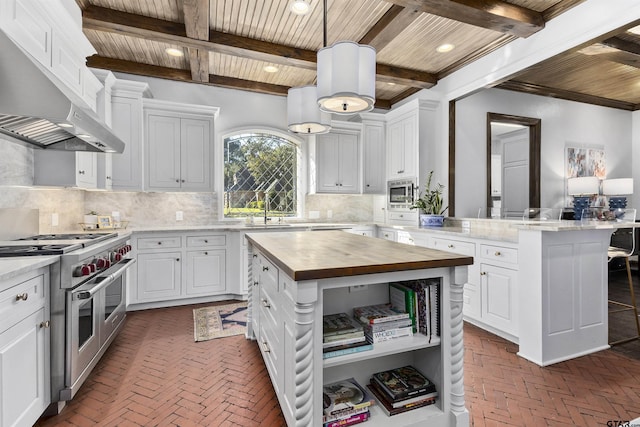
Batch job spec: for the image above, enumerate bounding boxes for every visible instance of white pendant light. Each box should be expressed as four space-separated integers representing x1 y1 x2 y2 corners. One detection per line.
287 86 331 134
317 41 376 115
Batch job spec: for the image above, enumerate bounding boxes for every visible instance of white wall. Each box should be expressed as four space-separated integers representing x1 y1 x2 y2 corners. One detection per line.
455 88 632 218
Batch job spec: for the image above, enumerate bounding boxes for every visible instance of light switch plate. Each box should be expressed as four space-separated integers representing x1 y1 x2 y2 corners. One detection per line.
176 211 183 221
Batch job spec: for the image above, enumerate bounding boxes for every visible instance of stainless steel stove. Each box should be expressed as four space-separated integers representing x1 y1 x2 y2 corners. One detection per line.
0 221 135 413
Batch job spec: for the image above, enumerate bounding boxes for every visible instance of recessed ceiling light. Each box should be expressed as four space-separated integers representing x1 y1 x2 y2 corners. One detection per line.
290 0 310 15
436 43 455 53
165 47 184 57
387 82 396 86
264 65 279 73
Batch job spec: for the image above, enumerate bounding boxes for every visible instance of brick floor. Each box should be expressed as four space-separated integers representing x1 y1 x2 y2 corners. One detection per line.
36 298 640 427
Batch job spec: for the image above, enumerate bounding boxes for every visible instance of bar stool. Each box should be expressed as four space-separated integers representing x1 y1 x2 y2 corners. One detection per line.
607 208 640 346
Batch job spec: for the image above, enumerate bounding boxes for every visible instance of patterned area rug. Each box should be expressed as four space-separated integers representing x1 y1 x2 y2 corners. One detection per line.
193 302 247 342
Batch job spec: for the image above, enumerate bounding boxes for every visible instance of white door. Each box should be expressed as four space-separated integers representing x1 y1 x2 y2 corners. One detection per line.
181 118 211 190
147 114 181 189
185 249 226 296
136 251 182 302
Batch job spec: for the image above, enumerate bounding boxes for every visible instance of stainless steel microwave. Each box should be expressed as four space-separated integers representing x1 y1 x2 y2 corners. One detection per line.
387 178 416 209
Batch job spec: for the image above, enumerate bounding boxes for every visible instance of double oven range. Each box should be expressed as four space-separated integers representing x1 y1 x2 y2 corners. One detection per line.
0 232 134 411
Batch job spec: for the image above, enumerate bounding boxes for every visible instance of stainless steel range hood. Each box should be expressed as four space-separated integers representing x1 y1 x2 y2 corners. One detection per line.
0 30 125 153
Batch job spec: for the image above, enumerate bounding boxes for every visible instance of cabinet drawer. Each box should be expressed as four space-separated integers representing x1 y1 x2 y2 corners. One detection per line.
378 229 396 241
480 244 518 264
0 269 47 333
388 211 415 223
137 236 182 250
259 254 278 293
186 234 226 247
431 237 475 257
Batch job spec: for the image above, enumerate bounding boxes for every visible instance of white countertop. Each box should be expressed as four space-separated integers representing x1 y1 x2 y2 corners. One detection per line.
0 256 58 284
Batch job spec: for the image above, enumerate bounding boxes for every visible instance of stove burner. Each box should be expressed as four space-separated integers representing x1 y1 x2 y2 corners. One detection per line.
0 243 81 257
16 233 114 241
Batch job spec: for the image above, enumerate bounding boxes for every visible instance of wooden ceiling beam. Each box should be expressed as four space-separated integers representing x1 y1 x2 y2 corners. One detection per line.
359 5 421 51
182 0 210 83
384 0 544 38
82 5 436 89
496 80 637 111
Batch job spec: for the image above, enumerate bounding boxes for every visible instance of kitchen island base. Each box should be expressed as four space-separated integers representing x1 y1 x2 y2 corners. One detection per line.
245 231 472 427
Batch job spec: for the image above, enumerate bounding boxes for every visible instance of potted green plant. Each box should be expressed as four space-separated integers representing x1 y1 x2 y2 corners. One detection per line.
411 171 448 227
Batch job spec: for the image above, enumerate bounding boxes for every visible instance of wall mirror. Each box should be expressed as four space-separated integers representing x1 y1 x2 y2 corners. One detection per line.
486 113 541 218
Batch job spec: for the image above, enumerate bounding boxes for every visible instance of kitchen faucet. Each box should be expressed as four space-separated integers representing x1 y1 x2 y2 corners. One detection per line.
264 180 278 224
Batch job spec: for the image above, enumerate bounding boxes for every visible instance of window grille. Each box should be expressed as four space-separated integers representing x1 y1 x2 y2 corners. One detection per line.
224 133 297 219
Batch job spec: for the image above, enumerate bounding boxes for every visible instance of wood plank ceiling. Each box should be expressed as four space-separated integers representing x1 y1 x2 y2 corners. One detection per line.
76 0 640 111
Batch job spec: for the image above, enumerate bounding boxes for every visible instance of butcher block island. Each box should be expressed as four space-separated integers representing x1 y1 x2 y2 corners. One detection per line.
245 230 473 427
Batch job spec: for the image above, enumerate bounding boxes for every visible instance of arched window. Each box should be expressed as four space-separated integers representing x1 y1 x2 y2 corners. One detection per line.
223 132 298 219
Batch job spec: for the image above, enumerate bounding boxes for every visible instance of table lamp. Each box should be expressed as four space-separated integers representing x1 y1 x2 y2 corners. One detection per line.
602 178 633 209
567 176 599 220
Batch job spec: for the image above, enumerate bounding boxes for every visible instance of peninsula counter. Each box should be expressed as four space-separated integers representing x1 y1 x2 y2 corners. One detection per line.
245 230 473 427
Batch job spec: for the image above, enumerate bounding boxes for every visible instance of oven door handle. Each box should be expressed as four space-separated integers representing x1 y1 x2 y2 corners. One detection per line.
72 258 136 301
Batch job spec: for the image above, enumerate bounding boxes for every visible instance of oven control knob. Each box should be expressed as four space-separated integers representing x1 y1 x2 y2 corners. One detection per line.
126 244 132 252
81 265 91 276
72 266 84 277
96 258 107 269
114 253 123 262
88 263 96 273
104 259 111 268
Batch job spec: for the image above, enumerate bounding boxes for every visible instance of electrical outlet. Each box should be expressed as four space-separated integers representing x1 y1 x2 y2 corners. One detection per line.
309 211 320 219
176 211 183 221
51 213 59 227
349 285 368 293
461 220 470 229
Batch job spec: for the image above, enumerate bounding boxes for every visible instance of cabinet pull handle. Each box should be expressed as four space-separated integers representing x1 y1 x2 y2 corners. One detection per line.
253 281 259 287
262 266 269 271
16 293 28 301
481 272 487 275
253 254 258 258
40 320 51 329
448 244 454 248
261 298 271 309
261 340 270 353
494 251 501 256
397 170 404 174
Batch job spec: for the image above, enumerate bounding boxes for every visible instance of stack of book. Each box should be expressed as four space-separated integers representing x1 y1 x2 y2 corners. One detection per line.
366 365 438 416
353 303 413 343
389 279 440 341
322 313 372 359
322 377 375 427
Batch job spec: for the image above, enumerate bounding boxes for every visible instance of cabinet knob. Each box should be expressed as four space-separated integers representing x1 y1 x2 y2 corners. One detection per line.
16 293 28 301
339 183 343 186
494 251 501 256
252 254 258 258
176 258 180 262
397 170 404 174
106 176 112 180
366 184 370 187
253 281 259 287
39 320 51 329
181 179 185 183
204 252 208 255
78 170 85 175
157 242 162 245
481 272 487 276
261 298 271 309
448 244 454 248
204 240 208 243
262 266 269 271
176 179 180 183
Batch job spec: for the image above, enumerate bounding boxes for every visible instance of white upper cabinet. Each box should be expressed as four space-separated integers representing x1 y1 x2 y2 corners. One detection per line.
34 151 97 188
387 112 417 180
316 130 360 193
143 99 219 192
361 118 385 194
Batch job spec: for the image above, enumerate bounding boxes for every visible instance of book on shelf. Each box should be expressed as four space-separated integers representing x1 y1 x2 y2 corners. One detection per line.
323 329 365 343
364 325 413 343
322 377 374 422
353 303 410 325
389 282 417 332
322 341 373 359
366 383 436 416
323 334 367 349
359 317 412 333
323 312 365 337
401 279 441 340
324 410 370 427
368 380 438 408
371 365 437 402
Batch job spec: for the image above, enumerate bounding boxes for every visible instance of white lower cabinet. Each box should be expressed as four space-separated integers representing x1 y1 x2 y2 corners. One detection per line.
480 263 518 336
130 232 228 309
0 266 50 427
